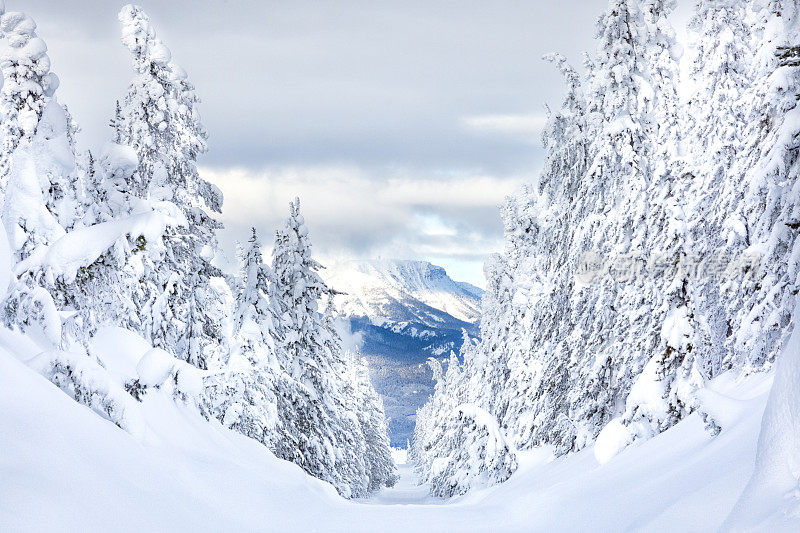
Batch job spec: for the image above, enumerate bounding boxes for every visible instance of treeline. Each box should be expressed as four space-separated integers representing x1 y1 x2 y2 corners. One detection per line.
0 4 396 498
413 0 800 497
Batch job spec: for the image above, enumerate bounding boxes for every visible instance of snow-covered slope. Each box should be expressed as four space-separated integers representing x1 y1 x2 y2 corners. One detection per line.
324 259 482 325
323 259 483 446
0 331 341 532
2 331 795 531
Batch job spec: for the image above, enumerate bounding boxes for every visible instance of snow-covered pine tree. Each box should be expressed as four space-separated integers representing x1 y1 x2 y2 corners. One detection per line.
496 53 589 455
618 0 707 441
0 8 82 347
203 228 281 448
428 403 518 498
349 353 398 492
271 198 376 498
684 0 753 379
412 354 460 486
414 347 517 497
0 7 60 186
232 228 281 370
722 0 800 371
116 4 225 369
409 355 442 475
319 294 374 496
463 253 514 422
564 0 656 450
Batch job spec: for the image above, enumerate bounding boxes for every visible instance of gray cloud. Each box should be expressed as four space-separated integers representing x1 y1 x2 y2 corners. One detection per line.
25 0 604 169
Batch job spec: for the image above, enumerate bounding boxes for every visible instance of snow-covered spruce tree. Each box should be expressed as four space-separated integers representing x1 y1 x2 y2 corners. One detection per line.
320 295 373 496
495 53 589 455
618 0 707 441
684 0 753 378
0 7 84 347
563 0 657 451
414 347 517 497
116 5 225 369
0 7 60 186
203 228 282 448
350 353 398 492
409 356 443 474
428 404 518 498
412 354 461 485
721 0 800 372
232 228 282 371
463 252 514 422
1 5 187 348
65 143 149 339
271 198 382 498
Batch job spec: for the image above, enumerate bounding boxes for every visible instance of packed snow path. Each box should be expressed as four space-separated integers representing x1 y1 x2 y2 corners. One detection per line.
361 462 444 506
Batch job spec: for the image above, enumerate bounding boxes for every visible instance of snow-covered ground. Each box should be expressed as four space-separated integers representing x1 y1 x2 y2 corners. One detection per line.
2 323 794 532
361 463 444 506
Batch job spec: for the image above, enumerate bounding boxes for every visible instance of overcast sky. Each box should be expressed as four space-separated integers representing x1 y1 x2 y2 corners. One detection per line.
23 0 686 286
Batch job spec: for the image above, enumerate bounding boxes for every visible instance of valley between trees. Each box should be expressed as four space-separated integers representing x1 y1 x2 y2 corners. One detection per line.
1 0 800 531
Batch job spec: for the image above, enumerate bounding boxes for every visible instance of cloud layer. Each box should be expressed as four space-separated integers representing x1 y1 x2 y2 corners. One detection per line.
19 0 619 285
202 165 524 286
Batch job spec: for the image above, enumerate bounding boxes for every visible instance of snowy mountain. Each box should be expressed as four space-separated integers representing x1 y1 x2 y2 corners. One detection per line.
323 260 483 446
325 259 482 325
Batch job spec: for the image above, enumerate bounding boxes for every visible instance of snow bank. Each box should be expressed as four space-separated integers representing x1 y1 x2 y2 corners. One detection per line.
724 302 800 531
27 347 146 438
90 326 151 382
0 341 343 532
136 346 206 396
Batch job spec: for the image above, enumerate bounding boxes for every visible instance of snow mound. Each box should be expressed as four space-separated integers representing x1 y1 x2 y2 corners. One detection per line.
90 326 151 382
594 417 634 465
137 348 175 387
99 142 138 181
